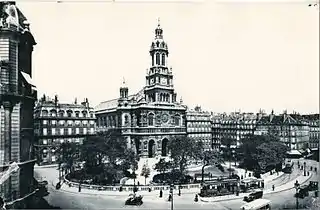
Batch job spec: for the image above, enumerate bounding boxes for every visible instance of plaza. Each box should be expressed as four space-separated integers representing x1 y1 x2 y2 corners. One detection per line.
34 158 319 210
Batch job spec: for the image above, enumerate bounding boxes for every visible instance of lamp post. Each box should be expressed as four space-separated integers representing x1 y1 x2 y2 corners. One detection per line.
294 180 300 209
303 162 306 176
170 184 174 210
232 150 236 166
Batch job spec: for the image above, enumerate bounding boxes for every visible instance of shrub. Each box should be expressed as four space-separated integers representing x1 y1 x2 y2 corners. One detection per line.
152 171 193 184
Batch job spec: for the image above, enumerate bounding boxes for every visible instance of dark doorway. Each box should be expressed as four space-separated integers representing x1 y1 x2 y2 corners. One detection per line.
161 138 168 156
135 139 141 154
148 140 155 158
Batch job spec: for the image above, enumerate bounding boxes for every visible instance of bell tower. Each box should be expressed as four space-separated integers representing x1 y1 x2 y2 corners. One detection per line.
145 19 177 105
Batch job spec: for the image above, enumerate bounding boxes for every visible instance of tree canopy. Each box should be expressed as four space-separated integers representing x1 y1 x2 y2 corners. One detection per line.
55 142 78 173
154 158 173 174
239 135 289 171
168 136 205 174
79 131 139 184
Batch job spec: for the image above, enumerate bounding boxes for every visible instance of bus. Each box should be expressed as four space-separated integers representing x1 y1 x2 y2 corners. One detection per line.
240 198 271 210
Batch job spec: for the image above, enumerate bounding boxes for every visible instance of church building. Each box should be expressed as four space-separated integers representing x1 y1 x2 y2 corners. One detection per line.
95 21 187 157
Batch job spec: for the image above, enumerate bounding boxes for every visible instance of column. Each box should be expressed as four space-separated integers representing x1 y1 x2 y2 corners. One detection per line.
3 101 13 163
155 92 158 102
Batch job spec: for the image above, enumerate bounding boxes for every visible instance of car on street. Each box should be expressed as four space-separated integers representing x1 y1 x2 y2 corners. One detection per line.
243 189 263 202
295 185 309 198
240 198 271 210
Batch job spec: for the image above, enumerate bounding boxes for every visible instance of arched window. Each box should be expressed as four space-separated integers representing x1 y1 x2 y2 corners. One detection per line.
50 109 57 117
67 110 73 117
174 115 180 126
152 54 154 66
58 110 64 117
124 115 129 125
148 113 155 126
82 111 87 118
161 54 165 66
42 110 48 117
156 53 160 65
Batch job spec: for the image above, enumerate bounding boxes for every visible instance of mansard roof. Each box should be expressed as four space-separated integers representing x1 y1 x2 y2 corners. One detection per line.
257 114 309 125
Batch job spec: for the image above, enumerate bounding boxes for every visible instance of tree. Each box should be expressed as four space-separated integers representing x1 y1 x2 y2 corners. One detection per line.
255 141 288 171
239 135 289 172
140 163 151 185
221 137 236 176
154 158 172 174
168 136 200 175
80 135 107 174
56 142 78 174
195 141 224 183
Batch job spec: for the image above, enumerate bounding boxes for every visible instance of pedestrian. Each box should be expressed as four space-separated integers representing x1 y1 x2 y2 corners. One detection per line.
194 194 198 202
137 181 140 186
178 188 181 196
159 189 163 198
78 183 81 192
272 185 275 191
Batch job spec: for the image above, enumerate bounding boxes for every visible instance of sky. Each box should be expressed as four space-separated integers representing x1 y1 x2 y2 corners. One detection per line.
17 0 319 114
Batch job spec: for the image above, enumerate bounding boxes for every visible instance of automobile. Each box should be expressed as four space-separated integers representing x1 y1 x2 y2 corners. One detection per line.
243 190 263 202
295 185 309 198
125 193 143 206
308 181 318 191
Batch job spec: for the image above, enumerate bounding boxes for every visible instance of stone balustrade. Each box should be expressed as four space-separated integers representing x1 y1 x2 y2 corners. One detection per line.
63 176 201 192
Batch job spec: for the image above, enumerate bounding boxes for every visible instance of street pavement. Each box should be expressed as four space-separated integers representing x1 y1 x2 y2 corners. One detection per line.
34 160 318 210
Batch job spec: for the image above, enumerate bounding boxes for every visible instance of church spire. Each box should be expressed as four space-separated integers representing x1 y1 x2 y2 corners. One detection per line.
155 17 163 39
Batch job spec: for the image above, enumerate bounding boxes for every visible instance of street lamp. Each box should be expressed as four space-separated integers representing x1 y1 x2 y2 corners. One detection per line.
294 180 300 209
170 184 174 210
303 162 306 176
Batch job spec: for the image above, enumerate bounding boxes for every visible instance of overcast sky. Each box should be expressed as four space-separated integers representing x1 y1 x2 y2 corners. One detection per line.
18 0 319 114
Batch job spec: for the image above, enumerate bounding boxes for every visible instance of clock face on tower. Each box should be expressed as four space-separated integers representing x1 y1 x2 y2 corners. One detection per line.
161 78 167 85
162 113 169 123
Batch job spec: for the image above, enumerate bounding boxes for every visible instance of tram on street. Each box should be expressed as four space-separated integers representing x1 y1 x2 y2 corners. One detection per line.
240 198 271 210
200 178 239 197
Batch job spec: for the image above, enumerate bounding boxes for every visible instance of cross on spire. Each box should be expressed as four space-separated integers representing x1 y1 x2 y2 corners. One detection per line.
157 17 160 26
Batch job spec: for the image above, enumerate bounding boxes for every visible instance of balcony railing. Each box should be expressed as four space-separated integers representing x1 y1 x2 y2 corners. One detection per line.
130 127 185 134
96 127 186 134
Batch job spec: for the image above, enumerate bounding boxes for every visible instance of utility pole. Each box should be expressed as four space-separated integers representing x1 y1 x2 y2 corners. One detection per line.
170 184 174 210
294 180 300 209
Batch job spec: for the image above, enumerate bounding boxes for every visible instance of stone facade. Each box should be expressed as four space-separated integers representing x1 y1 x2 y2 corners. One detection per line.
186 106 213 151
0 1 37 204
34 96 96 165
301 114 319 150
95 21 187 158
212 112 258 149
255 111 310 151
